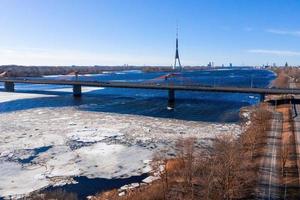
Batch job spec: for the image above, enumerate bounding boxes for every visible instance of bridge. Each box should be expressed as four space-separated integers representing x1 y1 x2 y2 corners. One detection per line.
1 78 300 109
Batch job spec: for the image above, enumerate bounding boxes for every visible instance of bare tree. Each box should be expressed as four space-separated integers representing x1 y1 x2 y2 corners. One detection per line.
280 143 289 177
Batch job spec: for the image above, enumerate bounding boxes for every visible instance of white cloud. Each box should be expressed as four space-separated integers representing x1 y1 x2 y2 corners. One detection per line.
266 29 300 37
248 49 300 56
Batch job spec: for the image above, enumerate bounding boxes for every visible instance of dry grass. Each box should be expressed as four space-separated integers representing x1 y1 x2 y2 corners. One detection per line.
93 106 273 200
272 70 289 88
271 67 300 88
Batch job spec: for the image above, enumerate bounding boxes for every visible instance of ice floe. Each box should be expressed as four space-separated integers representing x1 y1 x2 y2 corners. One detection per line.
0 91 241 198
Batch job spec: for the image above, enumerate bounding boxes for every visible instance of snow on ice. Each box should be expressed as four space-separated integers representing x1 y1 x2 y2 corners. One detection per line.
0 91 241 198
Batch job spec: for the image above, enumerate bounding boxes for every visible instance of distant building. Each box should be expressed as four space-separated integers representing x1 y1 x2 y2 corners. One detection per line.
285 62 289 67
208 62 212 68
229 63 233 67
207 61 215 68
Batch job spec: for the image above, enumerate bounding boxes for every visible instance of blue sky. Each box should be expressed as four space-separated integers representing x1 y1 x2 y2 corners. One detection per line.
1 0 300 66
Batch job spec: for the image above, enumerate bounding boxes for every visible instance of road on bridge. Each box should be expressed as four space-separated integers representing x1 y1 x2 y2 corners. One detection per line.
2 78 300 95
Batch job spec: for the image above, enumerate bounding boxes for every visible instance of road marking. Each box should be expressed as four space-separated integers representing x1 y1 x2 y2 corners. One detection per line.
268 113 280 199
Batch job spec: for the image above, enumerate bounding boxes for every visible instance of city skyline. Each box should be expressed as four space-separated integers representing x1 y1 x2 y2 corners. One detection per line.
1 0 300 66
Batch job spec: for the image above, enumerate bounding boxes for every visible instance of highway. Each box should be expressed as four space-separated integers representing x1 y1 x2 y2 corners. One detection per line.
289 82 300 199
2 78 300 95
256 82 300 200
258 112 282 200
290 83 300 182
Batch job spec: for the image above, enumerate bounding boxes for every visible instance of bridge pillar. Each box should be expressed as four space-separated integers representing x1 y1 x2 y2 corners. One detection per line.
4 82 14 92
260 94 265 102
168 89 175 110
73 85 82 97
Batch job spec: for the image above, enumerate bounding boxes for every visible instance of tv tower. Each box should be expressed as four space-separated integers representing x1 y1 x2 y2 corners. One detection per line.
173 24 182 71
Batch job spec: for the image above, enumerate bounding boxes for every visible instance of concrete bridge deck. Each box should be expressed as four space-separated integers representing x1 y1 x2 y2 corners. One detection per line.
1 78 300 108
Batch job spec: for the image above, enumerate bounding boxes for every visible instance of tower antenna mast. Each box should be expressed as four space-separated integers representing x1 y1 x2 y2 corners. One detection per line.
173 22 182 71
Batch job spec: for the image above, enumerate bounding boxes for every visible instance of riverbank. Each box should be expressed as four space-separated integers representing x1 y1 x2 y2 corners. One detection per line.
0 65 142 77
267 67 300 89
0 65 179 77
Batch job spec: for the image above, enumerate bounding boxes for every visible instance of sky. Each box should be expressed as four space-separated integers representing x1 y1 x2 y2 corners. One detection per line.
1 0 300 66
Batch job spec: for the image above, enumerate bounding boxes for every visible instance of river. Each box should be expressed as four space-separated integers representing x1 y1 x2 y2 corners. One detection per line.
0 67 275 199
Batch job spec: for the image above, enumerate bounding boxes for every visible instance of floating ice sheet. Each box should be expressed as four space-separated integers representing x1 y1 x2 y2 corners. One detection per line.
0 91 241 198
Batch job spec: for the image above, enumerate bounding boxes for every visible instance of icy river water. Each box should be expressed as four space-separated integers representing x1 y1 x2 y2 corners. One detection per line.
0 68 275 199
